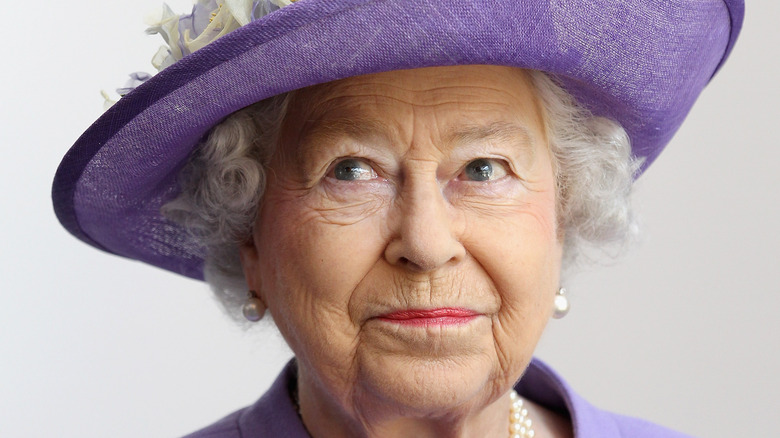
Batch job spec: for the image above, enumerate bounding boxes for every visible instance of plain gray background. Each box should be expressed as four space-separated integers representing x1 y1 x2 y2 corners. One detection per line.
1 1 777 437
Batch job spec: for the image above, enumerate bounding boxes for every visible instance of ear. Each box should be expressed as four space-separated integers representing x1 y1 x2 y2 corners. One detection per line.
238 237 261 292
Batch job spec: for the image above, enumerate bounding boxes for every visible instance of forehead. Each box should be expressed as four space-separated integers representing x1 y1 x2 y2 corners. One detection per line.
281 65 547 155
296 65 542 116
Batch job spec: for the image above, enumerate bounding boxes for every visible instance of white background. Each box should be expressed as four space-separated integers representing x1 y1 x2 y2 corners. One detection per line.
1 1 778 437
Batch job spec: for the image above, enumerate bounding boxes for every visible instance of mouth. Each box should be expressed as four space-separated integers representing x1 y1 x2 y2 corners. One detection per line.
376 308 480 327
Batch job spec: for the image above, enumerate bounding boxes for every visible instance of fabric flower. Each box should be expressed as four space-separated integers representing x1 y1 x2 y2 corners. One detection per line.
102 72 154 110
146 3 184 70
117 72 153 96
146 0 258 71
107 0 296 109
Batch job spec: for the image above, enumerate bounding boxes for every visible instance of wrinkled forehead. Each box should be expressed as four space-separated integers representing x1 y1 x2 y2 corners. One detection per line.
298 65 541 110
283 65 547 150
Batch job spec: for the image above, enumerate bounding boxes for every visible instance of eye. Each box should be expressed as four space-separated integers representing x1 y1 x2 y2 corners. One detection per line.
459 158 508 182
330 158 377 181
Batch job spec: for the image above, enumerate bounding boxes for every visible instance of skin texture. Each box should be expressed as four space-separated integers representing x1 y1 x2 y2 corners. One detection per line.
240 65 567 438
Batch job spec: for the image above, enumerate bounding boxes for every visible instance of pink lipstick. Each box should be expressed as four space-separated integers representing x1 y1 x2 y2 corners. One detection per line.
377 308 479 327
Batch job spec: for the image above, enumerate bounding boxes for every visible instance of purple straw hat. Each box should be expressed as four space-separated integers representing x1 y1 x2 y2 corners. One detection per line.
52 0 745 280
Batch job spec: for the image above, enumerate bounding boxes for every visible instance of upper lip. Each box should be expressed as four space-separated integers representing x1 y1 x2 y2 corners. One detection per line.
377 307 479 320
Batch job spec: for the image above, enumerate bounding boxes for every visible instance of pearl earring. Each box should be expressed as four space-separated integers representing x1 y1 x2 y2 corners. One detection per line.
552 287 570 319
242 290 266 322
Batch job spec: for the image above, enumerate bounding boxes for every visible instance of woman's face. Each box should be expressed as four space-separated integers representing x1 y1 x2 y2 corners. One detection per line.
241 65 562 421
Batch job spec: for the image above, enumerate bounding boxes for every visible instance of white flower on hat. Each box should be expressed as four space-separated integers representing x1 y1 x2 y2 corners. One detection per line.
146 0 265 71
146 3 184 71
105 0 296 105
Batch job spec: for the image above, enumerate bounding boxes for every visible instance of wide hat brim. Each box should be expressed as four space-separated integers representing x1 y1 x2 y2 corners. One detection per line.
52 0 744 280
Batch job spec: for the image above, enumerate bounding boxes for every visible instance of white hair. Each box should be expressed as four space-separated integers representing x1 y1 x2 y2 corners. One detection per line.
528 72 641 265
163 71 640 322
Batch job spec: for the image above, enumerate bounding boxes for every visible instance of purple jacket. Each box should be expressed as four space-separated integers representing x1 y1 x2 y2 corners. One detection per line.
182 359 691 437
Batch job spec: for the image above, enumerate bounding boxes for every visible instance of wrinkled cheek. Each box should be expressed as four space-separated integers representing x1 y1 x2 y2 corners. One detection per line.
466 208 561 369
256 221 372 398
255 196 385 347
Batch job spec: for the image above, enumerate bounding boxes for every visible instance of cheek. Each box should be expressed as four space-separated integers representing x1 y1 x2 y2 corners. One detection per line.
464 184 560 287
252 189 388 362
462 188 561 359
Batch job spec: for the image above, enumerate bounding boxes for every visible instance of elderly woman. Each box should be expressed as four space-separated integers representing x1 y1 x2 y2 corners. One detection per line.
52 0 743 437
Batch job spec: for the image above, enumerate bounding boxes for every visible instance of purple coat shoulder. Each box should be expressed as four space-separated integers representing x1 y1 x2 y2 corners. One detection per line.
518 360 693 438
181 359 692 438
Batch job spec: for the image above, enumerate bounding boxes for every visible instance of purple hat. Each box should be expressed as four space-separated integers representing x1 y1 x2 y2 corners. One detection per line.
52 0 745 280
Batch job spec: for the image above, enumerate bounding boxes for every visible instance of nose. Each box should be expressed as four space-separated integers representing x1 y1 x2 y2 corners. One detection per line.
384 175 466 272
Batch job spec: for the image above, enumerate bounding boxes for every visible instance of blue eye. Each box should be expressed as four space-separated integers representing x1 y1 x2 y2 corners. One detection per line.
332 159 376 181
461 158 507 181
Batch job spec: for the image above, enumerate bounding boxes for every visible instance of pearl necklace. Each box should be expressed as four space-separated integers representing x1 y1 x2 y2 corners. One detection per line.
509 390 535 438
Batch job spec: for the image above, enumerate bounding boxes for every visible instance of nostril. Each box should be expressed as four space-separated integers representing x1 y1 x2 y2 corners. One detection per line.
396 253 452 273
395 255 428 272
397 256 421 271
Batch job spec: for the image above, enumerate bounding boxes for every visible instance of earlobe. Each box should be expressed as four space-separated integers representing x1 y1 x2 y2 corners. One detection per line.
239 239 261 292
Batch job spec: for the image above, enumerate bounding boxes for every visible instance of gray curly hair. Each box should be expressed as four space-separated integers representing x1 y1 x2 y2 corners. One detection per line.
162 70 640 321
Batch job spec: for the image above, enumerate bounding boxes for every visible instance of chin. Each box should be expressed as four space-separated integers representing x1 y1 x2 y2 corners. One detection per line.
353 348 507 416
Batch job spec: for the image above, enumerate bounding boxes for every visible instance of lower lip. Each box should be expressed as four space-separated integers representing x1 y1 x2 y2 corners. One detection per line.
377 308 479 327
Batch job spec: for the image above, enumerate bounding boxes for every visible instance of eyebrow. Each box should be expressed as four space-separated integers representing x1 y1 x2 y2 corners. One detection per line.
293 117 393 182
446 121 535 149
302 118 534 146
299 117 392 146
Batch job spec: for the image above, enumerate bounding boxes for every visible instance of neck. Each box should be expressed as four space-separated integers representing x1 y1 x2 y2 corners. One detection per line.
297 374 514 438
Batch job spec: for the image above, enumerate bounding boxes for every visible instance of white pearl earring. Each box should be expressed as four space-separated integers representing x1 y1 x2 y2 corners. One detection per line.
552 287 570 319
242 290 266 322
